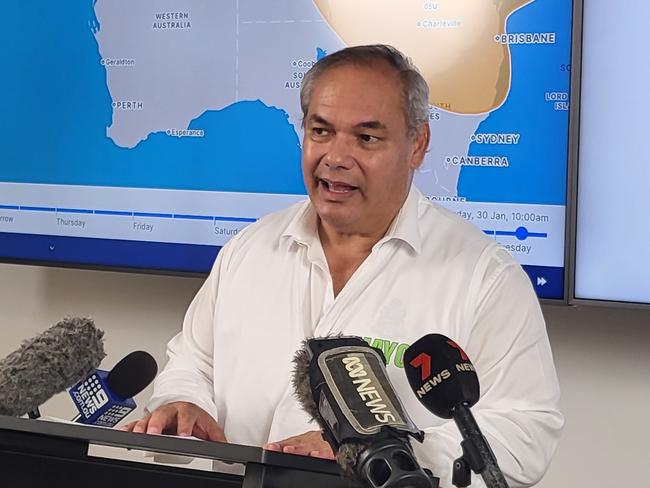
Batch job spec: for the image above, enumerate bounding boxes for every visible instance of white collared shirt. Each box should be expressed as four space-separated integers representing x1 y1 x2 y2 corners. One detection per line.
148 186 563 487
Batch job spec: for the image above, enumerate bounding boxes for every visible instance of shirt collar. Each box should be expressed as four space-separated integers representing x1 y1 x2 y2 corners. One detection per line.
280 184 423 254
377 184 422 254
280 199 319 251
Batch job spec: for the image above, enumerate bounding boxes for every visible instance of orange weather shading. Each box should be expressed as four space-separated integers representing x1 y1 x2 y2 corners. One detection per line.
314 0 532 114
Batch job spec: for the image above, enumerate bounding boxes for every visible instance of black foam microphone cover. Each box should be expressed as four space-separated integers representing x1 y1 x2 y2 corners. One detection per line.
403 334 479 419
107 350 158 399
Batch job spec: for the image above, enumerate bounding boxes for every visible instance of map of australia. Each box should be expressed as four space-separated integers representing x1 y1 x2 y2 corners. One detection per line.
92 0 568 204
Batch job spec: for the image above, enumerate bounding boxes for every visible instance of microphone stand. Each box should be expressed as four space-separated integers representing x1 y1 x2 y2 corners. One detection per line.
450 403 509 488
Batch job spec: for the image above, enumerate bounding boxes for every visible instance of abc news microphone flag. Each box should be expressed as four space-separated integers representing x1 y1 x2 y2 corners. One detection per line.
293 336 438 488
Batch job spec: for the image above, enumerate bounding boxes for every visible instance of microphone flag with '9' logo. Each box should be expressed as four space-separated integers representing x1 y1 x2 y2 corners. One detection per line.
69 350 158 427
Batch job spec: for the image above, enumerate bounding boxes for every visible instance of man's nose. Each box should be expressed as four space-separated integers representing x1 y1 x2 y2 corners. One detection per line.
323 135 355 170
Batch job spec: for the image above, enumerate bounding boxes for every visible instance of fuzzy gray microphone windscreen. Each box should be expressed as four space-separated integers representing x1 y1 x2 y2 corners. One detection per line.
0 317 106 416
292 341 371 477
291 345 321 425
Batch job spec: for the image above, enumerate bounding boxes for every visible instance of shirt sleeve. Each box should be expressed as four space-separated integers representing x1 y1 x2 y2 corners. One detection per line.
145 247 228 422
412 247 564 488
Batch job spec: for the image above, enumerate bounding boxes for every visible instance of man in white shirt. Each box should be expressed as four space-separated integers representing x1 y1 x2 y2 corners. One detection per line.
122 45 563 487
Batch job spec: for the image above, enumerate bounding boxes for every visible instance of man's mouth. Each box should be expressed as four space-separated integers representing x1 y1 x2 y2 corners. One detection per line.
319 178 358 194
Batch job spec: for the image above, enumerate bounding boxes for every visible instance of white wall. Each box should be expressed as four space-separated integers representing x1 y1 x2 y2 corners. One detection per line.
1 262 648 486
540 304 650 486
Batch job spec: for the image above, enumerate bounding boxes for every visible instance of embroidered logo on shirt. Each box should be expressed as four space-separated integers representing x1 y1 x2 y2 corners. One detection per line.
362 336 411 368
375 299 407 336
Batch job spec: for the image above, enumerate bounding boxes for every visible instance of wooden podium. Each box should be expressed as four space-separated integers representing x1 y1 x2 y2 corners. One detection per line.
0 416 360 488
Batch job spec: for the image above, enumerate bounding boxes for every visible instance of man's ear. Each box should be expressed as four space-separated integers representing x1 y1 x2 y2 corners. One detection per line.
409 122 431 170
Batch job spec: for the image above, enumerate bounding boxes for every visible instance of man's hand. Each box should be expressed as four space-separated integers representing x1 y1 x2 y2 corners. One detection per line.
264 431 335 459
119 401 227 442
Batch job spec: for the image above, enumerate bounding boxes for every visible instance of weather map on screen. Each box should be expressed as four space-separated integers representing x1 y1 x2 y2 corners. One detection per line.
0 0 572 298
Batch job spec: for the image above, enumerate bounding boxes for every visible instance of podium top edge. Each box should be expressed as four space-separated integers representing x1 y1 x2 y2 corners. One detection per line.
0 415 341 475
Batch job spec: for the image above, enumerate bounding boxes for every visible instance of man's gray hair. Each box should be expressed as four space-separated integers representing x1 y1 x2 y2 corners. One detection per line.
300 44 430 135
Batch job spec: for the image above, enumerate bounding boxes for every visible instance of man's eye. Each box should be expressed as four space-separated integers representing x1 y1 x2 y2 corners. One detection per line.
359 134 380 143
311 127 330 137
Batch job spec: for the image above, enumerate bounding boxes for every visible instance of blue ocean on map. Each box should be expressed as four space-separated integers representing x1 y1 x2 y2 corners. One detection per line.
1 0 571 205
1 0 305 195
458 0 572 205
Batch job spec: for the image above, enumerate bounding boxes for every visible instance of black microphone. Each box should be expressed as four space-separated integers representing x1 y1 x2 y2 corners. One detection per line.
0 317 105 417
293 336 439 488
69 350 158 427
403 334 509 488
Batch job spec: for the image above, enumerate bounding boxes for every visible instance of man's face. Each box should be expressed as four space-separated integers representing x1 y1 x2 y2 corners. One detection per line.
302 62 429 237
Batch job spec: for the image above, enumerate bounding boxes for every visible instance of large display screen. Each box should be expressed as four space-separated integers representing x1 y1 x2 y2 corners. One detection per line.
574 0 650 305
0 1 573 298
